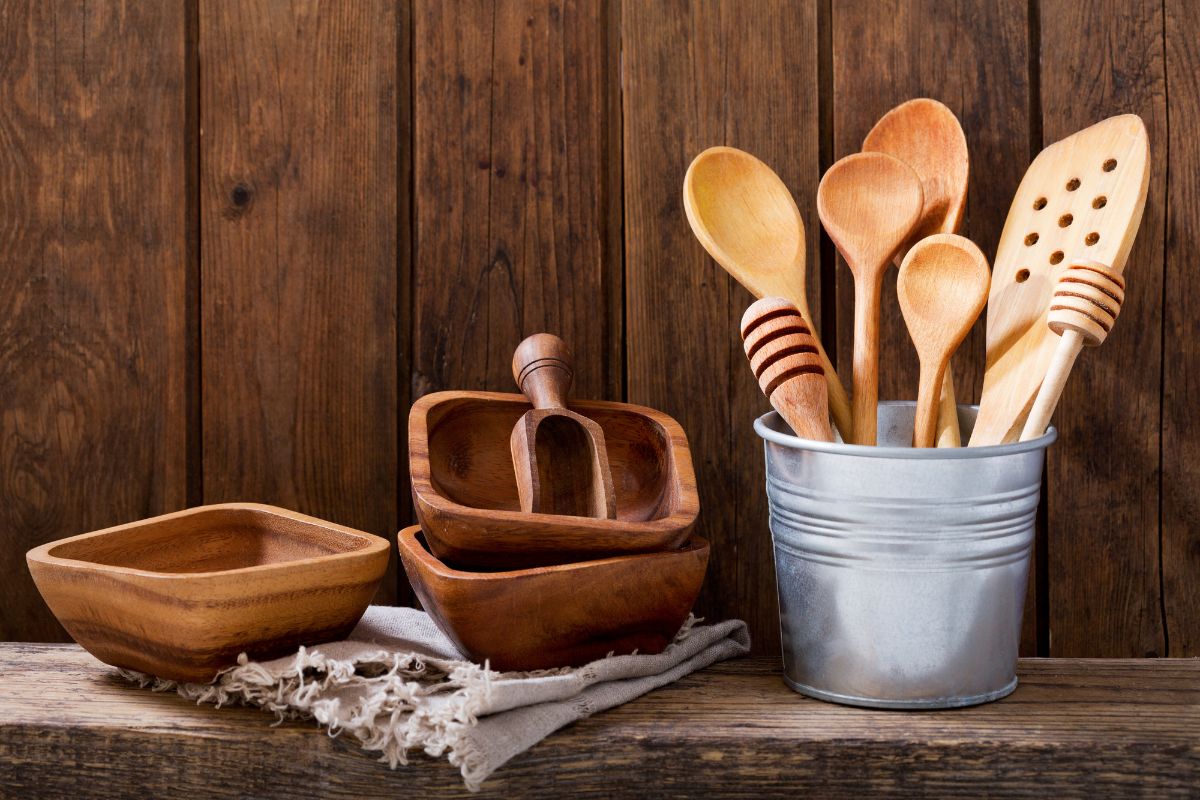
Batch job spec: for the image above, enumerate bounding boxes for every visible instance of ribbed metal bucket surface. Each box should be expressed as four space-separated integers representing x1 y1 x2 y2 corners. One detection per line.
755 402 1057 709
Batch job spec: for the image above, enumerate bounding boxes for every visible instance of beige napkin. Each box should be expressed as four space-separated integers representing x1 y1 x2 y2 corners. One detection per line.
123 606 750 791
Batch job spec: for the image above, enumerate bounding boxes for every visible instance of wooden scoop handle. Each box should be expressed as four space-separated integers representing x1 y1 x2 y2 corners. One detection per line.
512 333 574 410
1020 262 1126 441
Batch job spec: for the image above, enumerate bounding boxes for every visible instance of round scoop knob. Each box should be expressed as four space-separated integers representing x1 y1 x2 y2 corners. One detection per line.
1048 261 1126 346
512 333 574 409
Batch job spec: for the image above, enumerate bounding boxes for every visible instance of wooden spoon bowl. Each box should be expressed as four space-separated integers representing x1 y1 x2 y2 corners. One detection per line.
684 146 852 439
897 235 990 447
397 525 708 670
26 503 389 682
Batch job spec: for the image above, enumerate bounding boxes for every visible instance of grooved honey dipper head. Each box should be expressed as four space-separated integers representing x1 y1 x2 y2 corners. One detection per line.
740 297 832 442
1048 260 1126 346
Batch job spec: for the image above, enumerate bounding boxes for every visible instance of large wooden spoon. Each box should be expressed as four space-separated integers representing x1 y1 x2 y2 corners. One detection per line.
684 146 852 440
897 235 990 448
817 152 924 445
864 99 970 446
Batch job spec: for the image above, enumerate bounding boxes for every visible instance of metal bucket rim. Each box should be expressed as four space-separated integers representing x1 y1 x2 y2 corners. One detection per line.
754 401 1057 459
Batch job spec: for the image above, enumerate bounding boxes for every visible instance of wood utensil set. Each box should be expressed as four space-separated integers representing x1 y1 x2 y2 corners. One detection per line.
24 99 1148 685
686 101 1149 449
29 333 706 677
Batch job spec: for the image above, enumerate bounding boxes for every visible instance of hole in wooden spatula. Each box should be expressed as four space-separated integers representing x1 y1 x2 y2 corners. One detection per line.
1086 232 1100 245
1050 251 1064 265
1103 158 1117 172
1016 268 1031 283
1059 213 1074 227
1066 177 1081 191
1024 233 1039 246
1093 195 1107 209
1033 197 1048 210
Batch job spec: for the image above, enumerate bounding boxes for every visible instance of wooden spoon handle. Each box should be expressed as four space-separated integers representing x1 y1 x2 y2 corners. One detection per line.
816 338 853 442
935 362 961 447
914 362 946 448
851 274 882 445
512 333 573 410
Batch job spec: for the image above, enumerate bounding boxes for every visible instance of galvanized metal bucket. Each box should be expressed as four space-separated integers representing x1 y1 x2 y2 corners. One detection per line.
755 401 1056 710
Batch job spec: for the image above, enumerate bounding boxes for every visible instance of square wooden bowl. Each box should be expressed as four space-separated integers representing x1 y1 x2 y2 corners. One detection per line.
409 390 700 570
397 525 709 670
26 503 390 682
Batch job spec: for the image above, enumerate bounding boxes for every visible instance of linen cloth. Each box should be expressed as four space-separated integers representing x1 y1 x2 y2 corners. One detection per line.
123 606 750 791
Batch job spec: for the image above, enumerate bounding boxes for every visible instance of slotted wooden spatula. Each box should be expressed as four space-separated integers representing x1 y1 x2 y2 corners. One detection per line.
970 115 1149 446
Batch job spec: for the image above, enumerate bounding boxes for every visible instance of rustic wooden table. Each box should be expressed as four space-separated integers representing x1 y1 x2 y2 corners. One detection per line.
1 644 1196 798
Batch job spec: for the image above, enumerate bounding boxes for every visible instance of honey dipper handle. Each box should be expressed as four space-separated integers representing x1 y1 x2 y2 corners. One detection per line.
1020 330 1085 441
512 333 574 410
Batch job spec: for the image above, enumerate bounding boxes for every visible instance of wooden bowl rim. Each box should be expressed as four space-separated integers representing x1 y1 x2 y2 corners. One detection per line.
26 502 390 581
397 524 709 581
409 390 700 531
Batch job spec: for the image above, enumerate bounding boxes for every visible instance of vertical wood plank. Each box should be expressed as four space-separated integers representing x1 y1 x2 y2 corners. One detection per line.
830 0 1036 652
0 1 189 640
1040 0 1167 656
831 0 1031 409
1162 0 1197 656
199 1 401 602
623 0 821 655
412 0 620 402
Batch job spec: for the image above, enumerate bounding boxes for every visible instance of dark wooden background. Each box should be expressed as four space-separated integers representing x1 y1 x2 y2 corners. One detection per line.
1 0 1195 659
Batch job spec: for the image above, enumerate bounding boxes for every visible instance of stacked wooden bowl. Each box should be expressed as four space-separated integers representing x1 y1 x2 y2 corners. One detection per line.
402 334 707 671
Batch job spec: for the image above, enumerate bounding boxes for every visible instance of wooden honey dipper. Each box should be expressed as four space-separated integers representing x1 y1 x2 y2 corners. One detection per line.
1020 261 1126 441
740 297 834 442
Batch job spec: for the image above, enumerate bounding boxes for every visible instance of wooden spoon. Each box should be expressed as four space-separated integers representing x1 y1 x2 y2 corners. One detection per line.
864 98 970 446
1019 261 1125 441
739 297 833 442
897 235 990 448
817 152 924 445
684 146 852 440
509 334 616 519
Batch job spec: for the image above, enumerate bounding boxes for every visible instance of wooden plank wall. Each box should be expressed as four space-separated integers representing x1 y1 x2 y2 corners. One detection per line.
1 0 1195 659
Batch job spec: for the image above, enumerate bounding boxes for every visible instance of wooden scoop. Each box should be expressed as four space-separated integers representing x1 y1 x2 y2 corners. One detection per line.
897 235 990 448
864 98 970 446
509 334 616 519
1019 261 1126 441
739 297 833 442
971 114 1149 445
684 146 852 440
817 152 924 445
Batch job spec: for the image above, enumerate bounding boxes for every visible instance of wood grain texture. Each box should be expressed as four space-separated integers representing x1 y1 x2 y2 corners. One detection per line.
1039 0 1167 657
398 526 708 670
1163 0 1200 657
26 504 388 682
412 0 620 403
410 391 698 570
623 0 821 658
831 0 1035 649
198 1 400 602
2 646 1198 798
0 1 189 640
